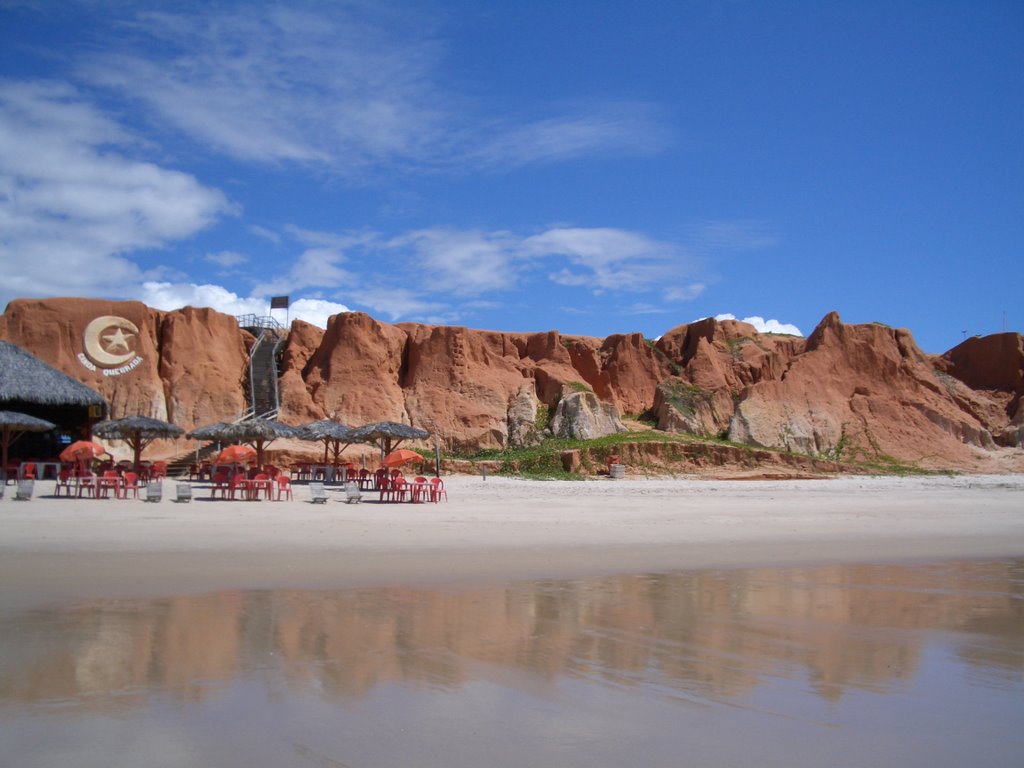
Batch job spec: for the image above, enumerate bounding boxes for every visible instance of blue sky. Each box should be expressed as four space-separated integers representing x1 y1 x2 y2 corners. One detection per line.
1 0 1020 352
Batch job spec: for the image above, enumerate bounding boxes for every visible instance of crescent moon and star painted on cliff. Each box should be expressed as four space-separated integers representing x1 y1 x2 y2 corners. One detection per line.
78 316 144 376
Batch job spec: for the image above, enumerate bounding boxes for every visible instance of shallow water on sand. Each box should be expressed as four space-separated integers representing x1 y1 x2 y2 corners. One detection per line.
1 558 1022 768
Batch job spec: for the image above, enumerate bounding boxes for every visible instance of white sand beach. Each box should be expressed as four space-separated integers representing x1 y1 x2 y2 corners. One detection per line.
1 474 1022 605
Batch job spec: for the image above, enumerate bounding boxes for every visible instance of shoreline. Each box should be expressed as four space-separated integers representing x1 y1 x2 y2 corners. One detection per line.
1 474 1022 605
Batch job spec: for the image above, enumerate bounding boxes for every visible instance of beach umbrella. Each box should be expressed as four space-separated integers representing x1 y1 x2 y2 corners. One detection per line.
59 440 107 463
348 421 429 458
186 422 231 441
215 416 302 468
59 439 107 474
382 449 424 469
297 419 356 464
0 410 56 482
216 444 257 465
188 417 300 468
92 416 184 472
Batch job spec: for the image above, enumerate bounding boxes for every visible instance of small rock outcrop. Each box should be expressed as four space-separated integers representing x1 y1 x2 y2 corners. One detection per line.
506 385 541 447
549 389 627 440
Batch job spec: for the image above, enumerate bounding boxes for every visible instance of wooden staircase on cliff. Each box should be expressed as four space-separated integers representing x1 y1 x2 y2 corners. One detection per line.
238 315 286 418
164 316 286 479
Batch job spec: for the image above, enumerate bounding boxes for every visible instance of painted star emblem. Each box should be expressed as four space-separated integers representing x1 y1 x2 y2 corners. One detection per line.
102 327 135 354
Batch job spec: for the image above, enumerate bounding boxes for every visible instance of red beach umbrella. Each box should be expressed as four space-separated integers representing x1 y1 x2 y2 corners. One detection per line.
59 440 107 463
382 449 423 469
217 444 257 465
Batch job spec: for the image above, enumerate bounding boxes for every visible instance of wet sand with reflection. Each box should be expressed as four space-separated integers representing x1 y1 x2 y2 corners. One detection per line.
1 558 1021 767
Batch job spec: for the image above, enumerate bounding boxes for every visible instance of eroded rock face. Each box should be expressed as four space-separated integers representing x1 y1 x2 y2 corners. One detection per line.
0 298 167 419
727 313 997 466
303 312 410 425
277 320 325 423
2 298 1023 468
549 389 627 440
160 306 250 429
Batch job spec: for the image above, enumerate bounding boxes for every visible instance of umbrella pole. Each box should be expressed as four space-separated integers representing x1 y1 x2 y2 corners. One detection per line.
1 425 9 484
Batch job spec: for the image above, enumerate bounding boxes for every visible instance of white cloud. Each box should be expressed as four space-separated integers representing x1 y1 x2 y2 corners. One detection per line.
523 227 691 293
387 228 518 296
139 281 266 316
0 80 233 304
469 103 669 168
289 298 351 329
713 313 803 336
138 281 349 329
355 287 451 323
664 283 706 302
75 5 666 175
205 250 248 267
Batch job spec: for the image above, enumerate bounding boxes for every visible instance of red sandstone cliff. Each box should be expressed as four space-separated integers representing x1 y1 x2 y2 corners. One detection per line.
1 298 1021 471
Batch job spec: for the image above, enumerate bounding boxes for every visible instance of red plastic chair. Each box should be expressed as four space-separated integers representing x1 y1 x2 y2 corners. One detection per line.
122 472 141 499
229 473 250 500
211 471 230 499
410 476 429 503
389 477 409 503
21 462 36 480
358 468 371 489
428 477 447 503
249 473 272 501
97 470 122 499
55 468 75 497
275 475 293 501
150 461 168 480
76 471 97 498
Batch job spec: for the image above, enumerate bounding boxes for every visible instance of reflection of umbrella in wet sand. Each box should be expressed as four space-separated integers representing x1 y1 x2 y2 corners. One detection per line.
382 449 424 469
216 444 257 465
189 416 301 468
0 410 55 482
298 419 357 464
348 422 429 458
92 415 184 471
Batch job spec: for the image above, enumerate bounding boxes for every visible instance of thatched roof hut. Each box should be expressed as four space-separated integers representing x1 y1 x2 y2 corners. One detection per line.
297 419 356 463
93 416 185 470
0 341 105 407
348 421 429 456
0 341 106 461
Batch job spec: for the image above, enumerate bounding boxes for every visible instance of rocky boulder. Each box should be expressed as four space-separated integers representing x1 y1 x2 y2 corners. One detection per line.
506 385 541 447
654 378 734 437
549 388 627 440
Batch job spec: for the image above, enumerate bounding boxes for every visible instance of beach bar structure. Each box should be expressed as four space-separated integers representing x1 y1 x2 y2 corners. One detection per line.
0 341 107 464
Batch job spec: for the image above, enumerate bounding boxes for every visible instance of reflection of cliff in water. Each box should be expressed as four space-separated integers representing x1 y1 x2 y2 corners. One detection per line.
1 559 1021 710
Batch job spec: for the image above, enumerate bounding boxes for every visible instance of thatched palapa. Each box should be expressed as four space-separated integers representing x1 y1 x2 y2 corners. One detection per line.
93 416 185 471
0 341 106 463
0 410 57 481
0 341 105 407
189 416 300 468
297 419 356 464
348 421 429 456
